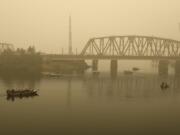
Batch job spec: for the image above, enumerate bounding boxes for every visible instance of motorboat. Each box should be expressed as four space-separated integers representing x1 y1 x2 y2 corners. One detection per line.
6 89 38 97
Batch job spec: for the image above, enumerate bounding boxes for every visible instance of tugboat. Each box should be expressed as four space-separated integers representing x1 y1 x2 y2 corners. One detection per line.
6 89 38 97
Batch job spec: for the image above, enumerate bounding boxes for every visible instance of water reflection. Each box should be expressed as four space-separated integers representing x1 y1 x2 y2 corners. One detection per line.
6 94 39 102
0 75 41 101
47 75 180 106
67 78 72 107
1 75 180 102
83 76 180 99
0 75 41 89
1 75 180 134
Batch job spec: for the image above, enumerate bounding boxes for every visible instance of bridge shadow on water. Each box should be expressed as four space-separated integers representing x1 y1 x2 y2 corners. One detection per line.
82 75 180 99
1 74 180 102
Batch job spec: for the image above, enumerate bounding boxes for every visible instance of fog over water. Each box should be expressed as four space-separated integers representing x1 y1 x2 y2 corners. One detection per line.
0 0 180 53
86 60 175 75
0 74 180 135
0 0 180 135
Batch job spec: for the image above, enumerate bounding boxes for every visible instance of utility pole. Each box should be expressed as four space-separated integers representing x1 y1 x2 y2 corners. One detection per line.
76 48 78 55
62 48 64 55
69 16 73 55
179 23 180 31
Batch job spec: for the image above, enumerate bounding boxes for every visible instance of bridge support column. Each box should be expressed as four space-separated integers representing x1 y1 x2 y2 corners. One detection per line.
175 60 180 77
92 59 99 76
110 60 118 78
158 60 169 76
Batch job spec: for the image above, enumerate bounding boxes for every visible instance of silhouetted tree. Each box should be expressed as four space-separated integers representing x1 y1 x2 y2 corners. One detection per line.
0 46 42 77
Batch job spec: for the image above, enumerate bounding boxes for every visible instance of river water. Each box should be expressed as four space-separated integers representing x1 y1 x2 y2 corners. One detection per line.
0 73 180 135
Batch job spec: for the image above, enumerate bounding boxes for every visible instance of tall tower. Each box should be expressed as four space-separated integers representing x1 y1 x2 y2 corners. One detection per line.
69 16 72 54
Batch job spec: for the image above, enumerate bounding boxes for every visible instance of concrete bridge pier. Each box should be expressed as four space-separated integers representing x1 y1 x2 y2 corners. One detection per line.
158 60 169 76
175 60 180 77
92 59 99 76
110 59 118 78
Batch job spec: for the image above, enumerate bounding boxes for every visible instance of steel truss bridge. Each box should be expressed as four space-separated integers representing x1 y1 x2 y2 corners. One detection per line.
45 35 180 60
0 43 14 53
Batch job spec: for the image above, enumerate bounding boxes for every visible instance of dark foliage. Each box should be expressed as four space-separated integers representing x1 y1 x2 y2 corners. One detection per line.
0 46 42 76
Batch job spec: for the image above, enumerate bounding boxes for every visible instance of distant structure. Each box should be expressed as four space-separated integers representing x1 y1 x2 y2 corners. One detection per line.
81 36 180 57
179 22 180 39
68 16 73 54
0 43 14 53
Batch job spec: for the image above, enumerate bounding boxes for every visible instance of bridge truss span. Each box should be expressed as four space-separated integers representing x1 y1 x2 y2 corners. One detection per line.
0 43 14 53
81 36 180 57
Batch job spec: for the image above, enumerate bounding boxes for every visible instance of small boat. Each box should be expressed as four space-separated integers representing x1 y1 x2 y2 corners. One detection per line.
6 89 38 97
124 70 133 75
48 74 63 78
132 67 140 71
160 82 169 90
92 71 100 76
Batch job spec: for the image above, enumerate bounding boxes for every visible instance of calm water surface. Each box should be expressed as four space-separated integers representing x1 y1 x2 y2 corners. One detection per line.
1 74 180 135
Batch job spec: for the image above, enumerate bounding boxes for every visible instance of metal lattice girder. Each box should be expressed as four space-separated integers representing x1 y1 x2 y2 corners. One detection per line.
0 43 14 53
81 36 180 57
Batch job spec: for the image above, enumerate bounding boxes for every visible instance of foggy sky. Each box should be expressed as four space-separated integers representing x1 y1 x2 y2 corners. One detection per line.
0 0 180 53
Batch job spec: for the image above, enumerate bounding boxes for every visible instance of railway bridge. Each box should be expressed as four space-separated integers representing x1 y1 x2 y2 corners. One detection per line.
43 35 180 77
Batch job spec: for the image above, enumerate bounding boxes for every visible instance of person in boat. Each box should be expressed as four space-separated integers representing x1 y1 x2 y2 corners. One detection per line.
160 82 164 89
161 82 169 90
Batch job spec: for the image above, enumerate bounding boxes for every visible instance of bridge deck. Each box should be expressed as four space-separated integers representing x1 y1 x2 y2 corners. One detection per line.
43 55 180 61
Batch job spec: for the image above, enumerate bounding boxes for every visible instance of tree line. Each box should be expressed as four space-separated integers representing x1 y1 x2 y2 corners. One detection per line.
0 46 42 76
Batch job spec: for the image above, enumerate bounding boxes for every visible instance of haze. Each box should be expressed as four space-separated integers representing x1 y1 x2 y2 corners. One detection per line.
0 0 180 53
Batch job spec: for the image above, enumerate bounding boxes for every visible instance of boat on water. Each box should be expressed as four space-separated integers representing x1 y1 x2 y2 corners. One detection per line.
6 89 38 97
92 71 100 76
42 72 63 78
124 70 133 75
132 67 140 71
47 73 63 78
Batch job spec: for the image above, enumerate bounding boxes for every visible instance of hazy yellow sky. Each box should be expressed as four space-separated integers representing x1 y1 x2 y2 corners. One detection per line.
0 0 180 53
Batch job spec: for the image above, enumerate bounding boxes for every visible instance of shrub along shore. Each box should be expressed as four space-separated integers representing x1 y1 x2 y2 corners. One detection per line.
0 46 42 76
